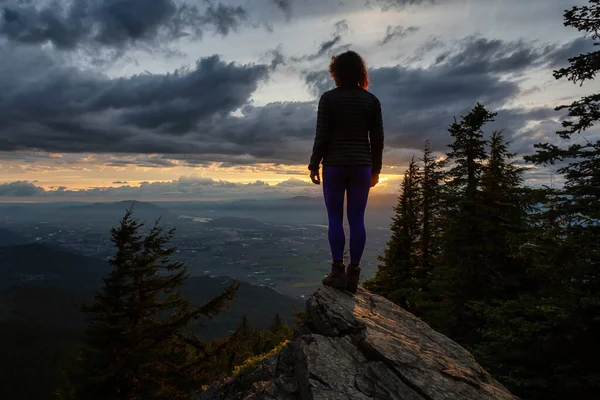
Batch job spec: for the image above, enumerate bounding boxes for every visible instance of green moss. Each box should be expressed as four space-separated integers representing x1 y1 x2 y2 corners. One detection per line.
219 339 290 388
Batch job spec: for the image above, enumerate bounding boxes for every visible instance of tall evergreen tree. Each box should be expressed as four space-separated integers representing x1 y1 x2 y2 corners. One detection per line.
479 131 530 298
398 141 448 318
518 1 600 396
465 131 549 398
415 140 446 292
363 157 421 311
432 104 494 344
445 103 492 210
261 313 293 354
224 316 255 373
68 208 239 400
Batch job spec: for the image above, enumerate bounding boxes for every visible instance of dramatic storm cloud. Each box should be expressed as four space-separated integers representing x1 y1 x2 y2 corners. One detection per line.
0 44 270 155
0 0 250 52
0 0 596 198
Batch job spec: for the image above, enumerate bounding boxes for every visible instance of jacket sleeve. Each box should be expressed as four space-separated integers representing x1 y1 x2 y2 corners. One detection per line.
369 97 384 175
308 95 331 171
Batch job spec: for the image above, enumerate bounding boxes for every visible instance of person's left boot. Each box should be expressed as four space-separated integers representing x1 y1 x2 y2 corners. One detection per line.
345 263 361 293
322 261 347 290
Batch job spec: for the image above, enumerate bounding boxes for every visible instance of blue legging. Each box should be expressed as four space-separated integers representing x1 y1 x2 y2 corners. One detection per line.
322 165 372 265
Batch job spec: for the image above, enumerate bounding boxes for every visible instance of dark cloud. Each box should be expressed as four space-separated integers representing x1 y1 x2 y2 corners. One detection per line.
379 25 419 45
304 70 331 97
432 35 595 78
432 36 556 76
544 36 597 68
0 0 249 53
202 2 247 36
112 181 128 184
286 20 354 63
0 44 269 154
119 101 320 167
312 34 342 57
404 35 445 63
291 34 350 62
168 36 579 167
252 1 374 24
265 46 286 69
0 35 589 170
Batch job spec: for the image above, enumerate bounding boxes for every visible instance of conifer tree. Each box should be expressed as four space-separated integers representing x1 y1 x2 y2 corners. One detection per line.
469 3 600 397
415 141 446 291
445 103 492 209
224 316 256 373
209 313 294 380
363 157 421 311
471 185 564 400
516 1 600 396
433 104 494 344
265 313 292 351
69 208 239 400
464 131 547 397
405 141 447 317
479 131 530 298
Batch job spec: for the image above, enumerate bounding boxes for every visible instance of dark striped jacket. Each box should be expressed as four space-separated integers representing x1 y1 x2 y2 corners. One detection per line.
308 86 384 174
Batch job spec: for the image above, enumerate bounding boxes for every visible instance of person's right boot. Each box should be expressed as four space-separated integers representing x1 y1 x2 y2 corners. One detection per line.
322 261 346 290
345 263 361 293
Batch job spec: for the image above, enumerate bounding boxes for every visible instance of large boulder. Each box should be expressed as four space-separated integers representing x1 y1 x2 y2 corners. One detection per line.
196 286 517 400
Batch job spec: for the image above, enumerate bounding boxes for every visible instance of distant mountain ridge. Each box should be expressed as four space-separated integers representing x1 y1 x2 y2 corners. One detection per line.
0 242 302 336
60 200 168 213
56 200 174 223
0 227 30 247
0 276 302 339
0 243 110 290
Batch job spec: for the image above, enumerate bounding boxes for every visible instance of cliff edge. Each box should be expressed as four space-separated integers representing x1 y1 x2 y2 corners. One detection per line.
196 286 517 400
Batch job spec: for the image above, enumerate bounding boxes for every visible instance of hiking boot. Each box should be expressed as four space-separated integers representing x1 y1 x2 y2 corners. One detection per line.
322 261 347 290
345 263 361 293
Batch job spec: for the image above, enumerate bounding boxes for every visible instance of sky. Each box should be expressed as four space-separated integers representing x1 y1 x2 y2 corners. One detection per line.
0 0 598 201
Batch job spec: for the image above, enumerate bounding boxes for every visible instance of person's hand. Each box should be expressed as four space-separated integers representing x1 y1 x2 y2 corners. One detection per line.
310 169 321 185
371 173 379 187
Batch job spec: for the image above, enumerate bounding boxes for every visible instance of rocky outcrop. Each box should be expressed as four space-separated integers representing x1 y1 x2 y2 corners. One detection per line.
196 286 518 400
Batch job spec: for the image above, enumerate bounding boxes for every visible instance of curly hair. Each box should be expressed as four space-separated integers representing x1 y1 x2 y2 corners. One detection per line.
328 51 369 90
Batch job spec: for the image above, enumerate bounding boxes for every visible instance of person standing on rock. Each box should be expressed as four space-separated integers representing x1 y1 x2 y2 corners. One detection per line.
308 50 384 294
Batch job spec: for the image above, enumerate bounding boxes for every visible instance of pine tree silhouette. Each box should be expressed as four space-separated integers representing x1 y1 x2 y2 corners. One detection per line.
364 156 421 311
514 1 600 396
68 207 239 400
